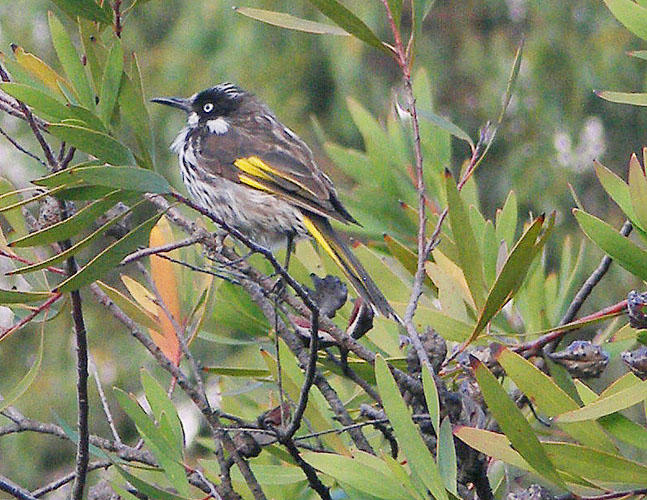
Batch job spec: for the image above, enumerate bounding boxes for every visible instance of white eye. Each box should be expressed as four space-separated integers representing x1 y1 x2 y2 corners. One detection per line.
203 102 214 113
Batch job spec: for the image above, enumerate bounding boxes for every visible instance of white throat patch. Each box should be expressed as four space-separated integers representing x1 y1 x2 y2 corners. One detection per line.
206 117 230 135
187 112 199 127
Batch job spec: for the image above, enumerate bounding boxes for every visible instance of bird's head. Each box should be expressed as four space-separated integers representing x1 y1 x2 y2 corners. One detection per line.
152 83 245 131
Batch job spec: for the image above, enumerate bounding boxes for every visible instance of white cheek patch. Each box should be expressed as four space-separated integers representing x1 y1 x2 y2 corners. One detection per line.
206 117 230 135
187 112 199 127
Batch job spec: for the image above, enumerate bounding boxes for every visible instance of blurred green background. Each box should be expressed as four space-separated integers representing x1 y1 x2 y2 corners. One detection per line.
1 0 647 488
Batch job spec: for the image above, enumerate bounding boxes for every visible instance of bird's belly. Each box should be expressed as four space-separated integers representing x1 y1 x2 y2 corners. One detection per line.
181 167 307 248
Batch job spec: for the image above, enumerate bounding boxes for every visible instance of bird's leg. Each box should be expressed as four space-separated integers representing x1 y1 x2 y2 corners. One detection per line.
271 232 295 297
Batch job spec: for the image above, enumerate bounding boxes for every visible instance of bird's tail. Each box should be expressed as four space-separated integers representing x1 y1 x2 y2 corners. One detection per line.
301 214 400 322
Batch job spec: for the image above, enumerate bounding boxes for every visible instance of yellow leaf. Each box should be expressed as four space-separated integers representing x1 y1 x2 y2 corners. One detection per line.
149 216 182 365
11 45 68 98
121 275 157 316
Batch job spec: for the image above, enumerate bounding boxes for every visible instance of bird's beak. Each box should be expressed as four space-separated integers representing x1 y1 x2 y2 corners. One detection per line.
150 96 192 112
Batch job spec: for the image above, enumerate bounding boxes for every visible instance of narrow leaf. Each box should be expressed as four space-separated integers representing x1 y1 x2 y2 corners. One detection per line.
422 364 440 433
234 7 349 35
148 216 182 365
8 201 143 275
418 109 474 149
496 347 616 452
445 170 486 309
0 326 44 411
0 289 54 304
307 0 389 53
301 451 413 500
556 379 647 423
50 0 113 24
437 417 458 495
575 209 647 281
0 83 71 121
375 355 449 500
56 211 162 292
11 45 67 98
47 125 135 166
141 369 184 453
98 39 124 124
467 214 547 344
96 281 160 331
49 12 95 109
9 190 129 247
596 90 647 106
471 356 565 487
629 153 647 230
202 366 270 377
34 166 170 193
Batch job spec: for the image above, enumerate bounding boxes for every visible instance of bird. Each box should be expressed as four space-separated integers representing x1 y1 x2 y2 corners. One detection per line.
152 83 398 320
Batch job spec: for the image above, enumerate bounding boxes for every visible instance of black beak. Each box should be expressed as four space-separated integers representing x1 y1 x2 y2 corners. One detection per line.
150 96 192 112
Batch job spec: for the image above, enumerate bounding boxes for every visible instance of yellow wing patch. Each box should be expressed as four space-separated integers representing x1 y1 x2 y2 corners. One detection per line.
235 155 319 198
238 174 272 192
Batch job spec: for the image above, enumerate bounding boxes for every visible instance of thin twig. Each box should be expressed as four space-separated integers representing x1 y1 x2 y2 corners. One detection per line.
0 474 36 500
0 125 46 167
282 309 319 440
89 354 121 444
283 438 331 500
120 236 202 265
32 461 109 498
0 292 62 343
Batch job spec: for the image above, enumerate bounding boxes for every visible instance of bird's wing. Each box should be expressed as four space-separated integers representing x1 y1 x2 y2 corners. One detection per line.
195 125 357 224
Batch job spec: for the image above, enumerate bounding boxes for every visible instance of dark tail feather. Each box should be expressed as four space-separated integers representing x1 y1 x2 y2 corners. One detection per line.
302 215 401 322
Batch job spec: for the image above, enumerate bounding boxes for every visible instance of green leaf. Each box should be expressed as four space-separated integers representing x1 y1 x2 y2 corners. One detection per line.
496 347 616 452
0 327 44 411
471 356 565 487
421 364 440 434
596 90 647 106
301 451 413 500
437 417 458 495
0 179 28 238
98 39 124 124
34 166 171 193
8 201 143 276
544 442 647 485
603 0 647 41
96 281 160 331
48 124 134 165
468 214 547 344
593 160 639 226
556 379 647 423
417 109 474 150
445 170 486 309
0 289 54 304
384 234 436 292
202 366 270 377
50 0 113 24
0 83 71 121
113 465 188 500
119 61 153 168
453 427 533 473
234 7 349 35
629 153 647 230
375 355 449 500
141 369 184 453
9 190 130 248
575 209 647 281
307 0 389 53
56 211 162 292
48 12 95 109
415 306 474 342
495 191 517 247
